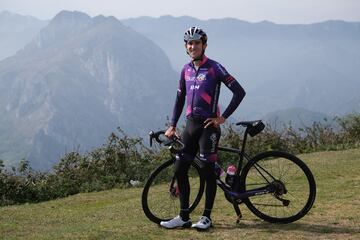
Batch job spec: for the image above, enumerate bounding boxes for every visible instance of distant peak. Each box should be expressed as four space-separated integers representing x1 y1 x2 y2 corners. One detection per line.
159 15 175 19
0 10 42 21
257 20 275 25
93 15 119 24
0 10 13 16
0 10 18 19
50 11 120 27
0 10 23 17
51 10 92 24
55 10 90 18
29 11 94 50
25 10 124 51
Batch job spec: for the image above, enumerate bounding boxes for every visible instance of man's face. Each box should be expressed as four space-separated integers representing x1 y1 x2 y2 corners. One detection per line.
185 40 207 60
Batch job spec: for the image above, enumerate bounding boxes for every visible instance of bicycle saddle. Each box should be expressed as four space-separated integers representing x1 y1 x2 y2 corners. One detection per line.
236 120 262 127
236 120 265 137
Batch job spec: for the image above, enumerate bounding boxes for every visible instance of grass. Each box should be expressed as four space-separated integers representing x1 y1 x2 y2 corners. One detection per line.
1 148 360 239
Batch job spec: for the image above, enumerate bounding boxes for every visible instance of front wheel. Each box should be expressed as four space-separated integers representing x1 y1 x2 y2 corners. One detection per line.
240 151 316 223
142 158 205 224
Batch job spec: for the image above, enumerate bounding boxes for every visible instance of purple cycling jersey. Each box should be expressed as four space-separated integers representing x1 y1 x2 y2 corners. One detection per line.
171 56 246 127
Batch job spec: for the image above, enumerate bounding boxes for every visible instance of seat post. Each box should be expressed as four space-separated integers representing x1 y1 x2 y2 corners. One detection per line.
237 128 248 174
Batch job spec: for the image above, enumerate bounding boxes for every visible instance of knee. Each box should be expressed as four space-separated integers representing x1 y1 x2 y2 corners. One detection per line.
174 154 193 177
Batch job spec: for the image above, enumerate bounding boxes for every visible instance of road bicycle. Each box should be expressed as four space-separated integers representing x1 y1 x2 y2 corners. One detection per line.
142 120 316 224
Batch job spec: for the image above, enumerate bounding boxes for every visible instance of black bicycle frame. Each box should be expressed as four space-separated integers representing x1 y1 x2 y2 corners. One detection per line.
214 128 276 201
216 176 274 200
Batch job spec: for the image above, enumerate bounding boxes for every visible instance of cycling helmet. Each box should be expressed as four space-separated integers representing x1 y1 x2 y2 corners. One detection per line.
184 27 207 44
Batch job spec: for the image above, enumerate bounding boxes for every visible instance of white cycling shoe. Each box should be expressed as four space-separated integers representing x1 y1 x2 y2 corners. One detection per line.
160 215 192 229
191 216 212 230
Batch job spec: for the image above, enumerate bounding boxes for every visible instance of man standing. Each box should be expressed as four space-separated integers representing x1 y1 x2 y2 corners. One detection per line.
161 27 246 230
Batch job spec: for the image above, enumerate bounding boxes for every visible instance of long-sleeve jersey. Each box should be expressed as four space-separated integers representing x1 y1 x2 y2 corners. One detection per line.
171 56 246 127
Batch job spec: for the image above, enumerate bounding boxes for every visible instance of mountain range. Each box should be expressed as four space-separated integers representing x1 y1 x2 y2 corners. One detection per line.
0 11 48 61
122 16 360 118
0 11 359 169
0 11 177 169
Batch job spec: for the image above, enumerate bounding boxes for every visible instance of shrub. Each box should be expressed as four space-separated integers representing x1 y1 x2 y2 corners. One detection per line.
1 114 359 206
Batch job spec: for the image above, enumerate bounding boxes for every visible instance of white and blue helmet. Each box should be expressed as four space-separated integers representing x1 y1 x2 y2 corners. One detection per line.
184 27 207 44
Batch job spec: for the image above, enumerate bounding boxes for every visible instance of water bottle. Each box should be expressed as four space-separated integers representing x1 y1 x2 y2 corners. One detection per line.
225 165 237 187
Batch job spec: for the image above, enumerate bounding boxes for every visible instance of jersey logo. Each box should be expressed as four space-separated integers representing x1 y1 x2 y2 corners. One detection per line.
185 76 195 81
210 133 217 152
197 73 206 81
190 85 200 90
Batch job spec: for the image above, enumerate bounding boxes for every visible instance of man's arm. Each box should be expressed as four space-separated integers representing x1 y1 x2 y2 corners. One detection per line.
204 64 245 128
217 63 246 119
222 78 246 119
204 80 245 128
170 69 186 127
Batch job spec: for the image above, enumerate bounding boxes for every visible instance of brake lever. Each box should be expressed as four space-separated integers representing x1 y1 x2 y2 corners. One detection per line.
155 131 166 144
149 131 154 147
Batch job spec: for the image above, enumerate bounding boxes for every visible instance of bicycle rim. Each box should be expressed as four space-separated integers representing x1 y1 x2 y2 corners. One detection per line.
142 159 205 224
240 151 316 223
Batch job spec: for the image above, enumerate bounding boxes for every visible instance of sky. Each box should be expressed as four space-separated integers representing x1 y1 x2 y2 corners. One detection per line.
1 0 360 24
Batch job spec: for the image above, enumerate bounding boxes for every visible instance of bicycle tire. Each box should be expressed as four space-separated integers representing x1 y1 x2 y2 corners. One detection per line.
240 151 316 223
142 158 205 224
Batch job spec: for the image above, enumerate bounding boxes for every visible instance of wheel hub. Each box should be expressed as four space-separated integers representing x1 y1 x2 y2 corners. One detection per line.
271 180 287 195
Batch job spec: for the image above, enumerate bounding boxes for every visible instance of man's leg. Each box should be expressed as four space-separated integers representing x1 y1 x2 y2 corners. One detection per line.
192 125 220 230
201 161 217 219
174 153 193 221
160 119 200 228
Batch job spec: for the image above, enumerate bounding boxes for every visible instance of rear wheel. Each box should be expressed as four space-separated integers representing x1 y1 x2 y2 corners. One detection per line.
240 151 316 223
142 158 205 224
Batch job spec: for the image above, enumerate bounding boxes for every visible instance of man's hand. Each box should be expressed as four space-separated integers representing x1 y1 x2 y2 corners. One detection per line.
204 116 226 128
165 126 178 138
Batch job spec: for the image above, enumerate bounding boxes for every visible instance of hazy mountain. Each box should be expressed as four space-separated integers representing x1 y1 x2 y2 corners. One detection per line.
0 11 48 61
1 12 359 169
262 108 334 131
0 11 177 169
122 16 360 118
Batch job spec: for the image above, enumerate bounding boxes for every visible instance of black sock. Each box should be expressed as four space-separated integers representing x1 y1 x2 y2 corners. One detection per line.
202 209 212 219
180 209 190 221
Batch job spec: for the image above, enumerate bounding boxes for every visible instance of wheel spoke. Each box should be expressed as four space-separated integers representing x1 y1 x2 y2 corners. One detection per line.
241 151 316 223
142 159 205 224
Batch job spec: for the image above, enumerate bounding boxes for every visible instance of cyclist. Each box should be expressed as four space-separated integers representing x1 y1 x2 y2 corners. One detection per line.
161 27 246 230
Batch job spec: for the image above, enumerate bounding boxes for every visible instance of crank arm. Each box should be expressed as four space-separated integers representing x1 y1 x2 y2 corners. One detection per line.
274 195 290 206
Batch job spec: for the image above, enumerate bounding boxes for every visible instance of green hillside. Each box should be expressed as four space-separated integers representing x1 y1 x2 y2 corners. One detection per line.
1 149 359 240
